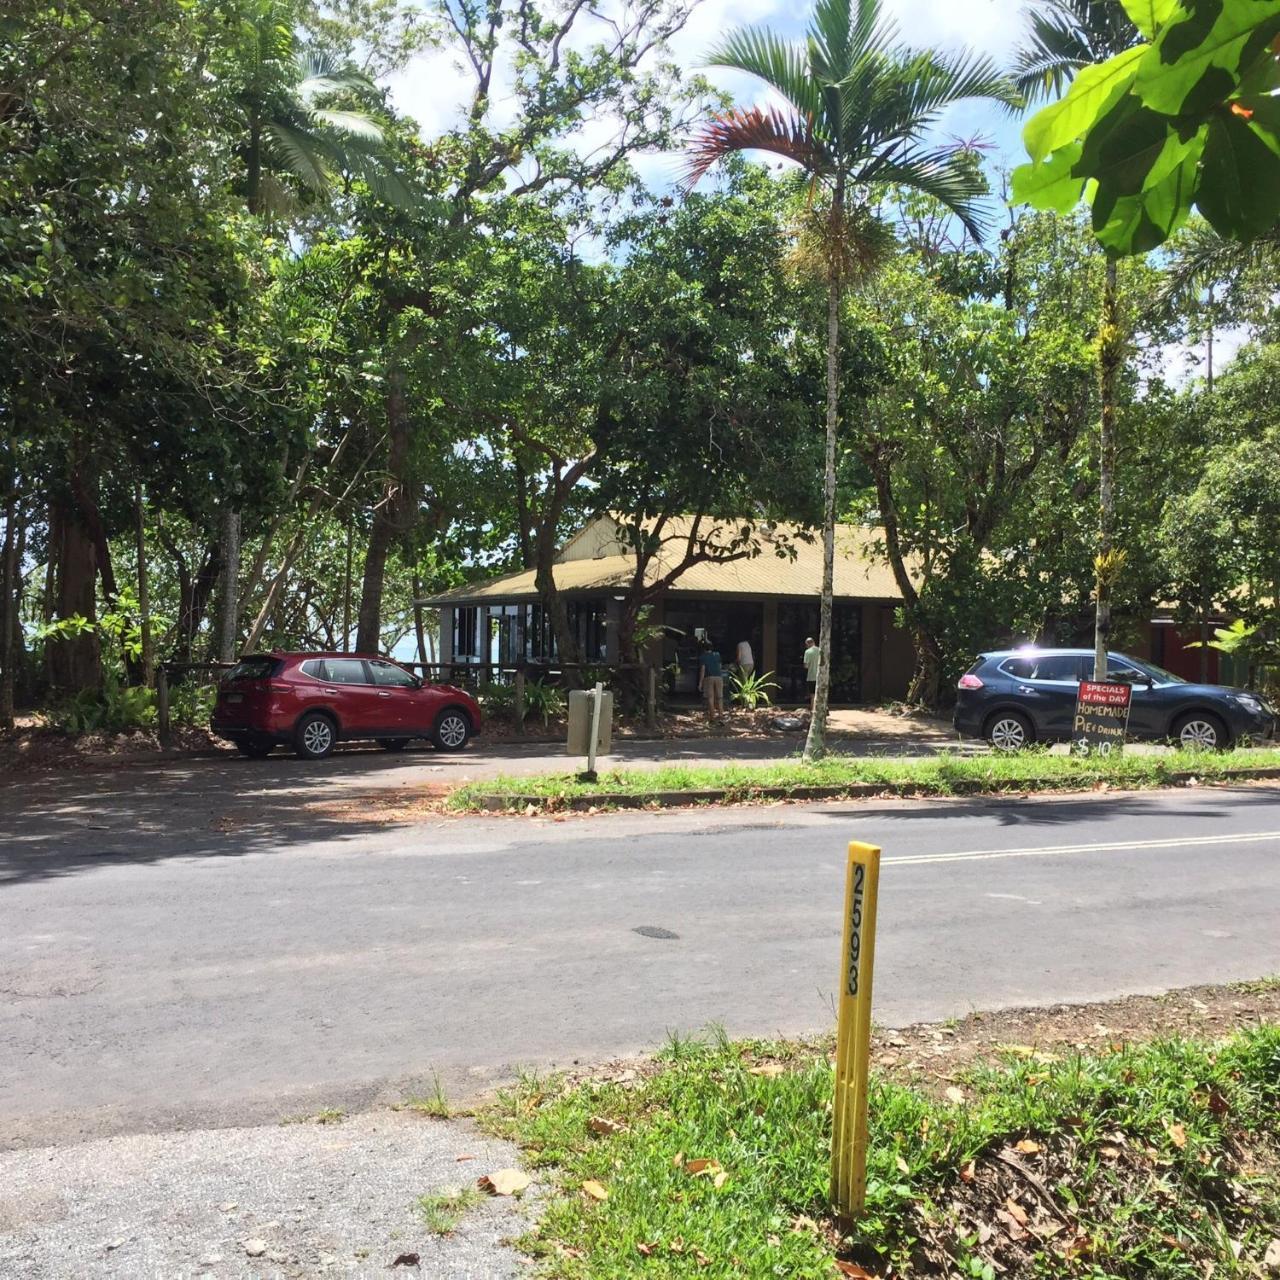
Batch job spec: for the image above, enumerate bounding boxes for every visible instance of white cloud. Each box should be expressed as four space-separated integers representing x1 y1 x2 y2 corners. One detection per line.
383 0 1031 173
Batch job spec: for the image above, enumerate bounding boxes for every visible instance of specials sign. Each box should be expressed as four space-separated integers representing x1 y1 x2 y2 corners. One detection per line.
1072 680 1132 756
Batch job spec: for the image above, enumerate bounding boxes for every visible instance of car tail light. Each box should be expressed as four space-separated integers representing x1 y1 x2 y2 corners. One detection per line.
957 673 984 690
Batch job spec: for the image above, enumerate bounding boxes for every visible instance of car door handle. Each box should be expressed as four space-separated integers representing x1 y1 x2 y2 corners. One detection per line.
323 687 339 694
377 691 392 697
1018 685 1035 694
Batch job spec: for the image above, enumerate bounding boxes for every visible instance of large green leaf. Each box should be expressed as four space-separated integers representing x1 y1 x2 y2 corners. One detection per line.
1023 46 1147 163
1010 143 1085 211
1092 134 1202 252
1121 0 1184 39
1196 109 1280 238
1136 0 1280 117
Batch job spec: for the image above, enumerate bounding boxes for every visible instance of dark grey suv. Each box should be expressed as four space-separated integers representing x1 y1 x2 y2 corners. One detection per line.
953 648 1276 750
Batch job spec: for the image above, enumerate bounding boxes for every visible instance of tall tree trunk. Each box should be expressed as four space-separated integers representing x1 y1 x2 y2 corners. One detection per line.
804 175 845 761
356 360 410 654
343 519 353 651
1 484 18 729
1093 257 1120 682
412 570 427 666
533 517 581 675
135 485 153 688
1205 283 1214 395
218 506 240 662
45 494 101 693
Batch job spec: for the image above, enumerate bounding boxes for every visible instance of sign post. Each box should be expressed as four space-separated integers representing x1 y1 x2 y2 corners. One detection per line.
830 840 881 1223
1071 680 1132 756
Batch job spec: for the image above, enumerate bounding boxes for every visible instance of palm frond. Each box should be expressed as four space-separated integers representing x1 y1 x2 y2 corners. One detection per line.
1160 220 1280 306
1010 0 1140 108
860 144 993 239
683 105 830 190
707 27 822 121
310 107 385 143
262 118 335 194
872 48 1018 136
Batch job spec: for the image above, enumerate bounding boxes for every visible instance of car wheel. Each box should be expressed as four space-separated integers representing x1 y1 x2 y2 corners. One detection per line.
432 708 471 752
1173 711 1229 751
985 710 1034 752
382 738 411 752
294 712 337 760
236 738 275 760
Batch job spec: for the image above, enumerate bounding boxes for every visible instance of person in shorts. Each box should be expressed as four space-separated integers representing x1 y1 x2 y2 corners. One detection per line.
803 636 820 706
698 638 725 722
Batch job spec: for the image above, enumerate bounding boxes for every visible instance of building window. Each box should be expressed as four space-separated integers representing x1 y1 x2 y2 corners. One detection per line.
454 606 479 658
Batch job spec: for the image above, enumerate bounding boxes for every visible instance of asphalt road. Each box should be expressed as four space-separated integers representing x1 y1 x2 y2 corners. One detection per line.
3 781 1279 1149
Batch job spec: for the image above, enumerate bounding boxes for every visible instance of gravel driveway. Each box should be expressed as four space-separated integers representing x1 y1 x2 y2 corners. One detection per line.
0 1110 532 1278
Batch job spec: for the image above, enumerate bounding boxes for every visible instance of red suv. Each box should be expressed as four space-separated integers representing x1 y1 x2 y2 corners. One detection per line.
211 653 482 760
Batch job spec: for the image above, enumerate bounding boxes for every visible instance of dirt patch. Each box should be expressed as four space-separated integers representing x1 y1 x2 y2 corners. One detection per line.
306 786 453 825
870 979 1280 1094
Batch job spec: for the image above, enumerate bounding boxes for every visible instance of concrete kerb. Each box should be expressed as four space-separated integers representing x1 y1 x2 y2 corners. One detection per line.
471 767 1280 813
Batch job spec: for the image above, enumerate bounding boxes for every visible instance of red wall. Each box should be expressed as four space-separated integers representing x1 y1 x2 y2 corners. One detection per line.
1147 622 1218 683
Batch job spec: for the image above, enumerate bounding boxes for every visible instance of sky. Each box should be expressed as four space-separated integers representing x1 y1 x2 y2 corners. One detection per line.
382 0 1224 384
386 0 1031 184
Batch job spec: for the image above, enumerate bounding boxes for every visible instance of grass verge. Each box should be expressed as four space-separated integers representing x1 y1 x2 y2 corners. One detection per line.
447 747 1280 812
483 1025 1280 1278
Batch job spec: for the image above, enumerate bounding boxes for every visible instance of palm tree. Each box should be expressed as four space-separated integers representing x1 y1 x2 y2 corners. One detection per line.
1011 0 1141 682
685 0 1015 758
216 1 403 661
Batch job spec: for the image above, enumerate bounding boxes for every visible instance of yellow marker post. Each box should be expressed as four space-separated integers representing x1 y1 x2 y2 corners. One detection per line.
830 840 881 1222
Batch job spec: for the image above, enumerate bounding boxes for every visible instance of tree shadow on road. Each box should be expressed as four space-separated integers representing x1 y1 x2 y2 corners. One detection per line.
0 747 459 887
805 785 1280 829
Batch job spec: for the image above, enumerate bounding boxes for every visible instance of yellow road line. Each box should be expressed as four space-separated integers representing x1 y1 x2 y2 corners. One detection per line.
884 830 1280 868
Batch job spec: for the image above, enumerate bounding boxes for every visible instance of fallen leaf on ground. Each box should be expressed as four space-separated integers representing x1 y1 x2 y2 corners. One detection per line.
895 1155 910 1174
672 1151 684 1168
749 1063 785 1077
588 1115 628 1136
945 1086 965 1104
1004 1198 1029 1227
1099 1145 1122 1159
478 1168 531 1196
1015 1139 1041 1155
835 1262 877 1278
996 1210 1027 1241
455 1154 476 1162
390 1253 421 1268
1000 1044 1037 1058
1262 1239 1280 1271
959 1160 976 1183
713 1170 729 1189
636 1243 655 1257
1168 1123 1188 1149
581 1179 609 1201
685 1158 722 1176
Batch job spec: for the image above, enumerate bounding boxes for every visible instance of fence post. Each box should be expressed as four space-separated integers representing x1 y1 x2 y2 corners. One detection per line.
514 667 526 735
646 664 658 730
157 665 171 750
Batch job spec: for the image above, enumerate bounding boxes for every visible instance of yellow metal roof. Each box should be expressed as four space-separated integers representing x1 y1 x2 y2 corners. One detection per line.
426 522 906 605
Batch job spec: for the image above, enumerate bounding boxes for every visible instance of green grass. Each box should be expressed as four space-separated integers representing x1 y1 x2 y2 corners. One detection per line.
398 1070 454 1119
447 747 1280 811
416 1185 486 1235
1232 974 1280 995
482 1026 1280 1278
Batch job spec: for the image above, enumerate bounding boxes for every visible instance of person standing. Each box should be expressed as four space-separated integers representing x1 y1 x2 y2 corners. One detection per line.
803 636 820 707
698 638 725 723
735 638 754 680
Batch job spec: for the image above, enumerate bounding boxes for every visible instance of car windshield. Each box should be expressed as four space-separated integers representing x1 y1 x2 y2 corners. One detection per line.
223 657 278 683
1133 659 1185 685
